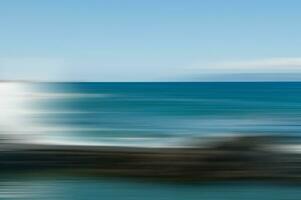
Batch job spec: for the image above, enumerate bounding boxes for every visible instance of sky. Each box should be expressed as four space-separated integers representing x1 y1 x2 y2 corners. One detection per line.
0 0 301 81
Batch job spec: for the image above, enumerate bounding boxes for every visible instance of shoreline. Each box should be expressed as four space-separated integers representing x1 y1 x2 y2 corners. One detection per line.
1 135 301 182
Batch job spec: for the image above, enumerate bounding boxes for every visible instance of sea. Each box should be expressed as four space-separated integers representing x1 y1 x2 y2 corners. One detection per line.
1 82 301 199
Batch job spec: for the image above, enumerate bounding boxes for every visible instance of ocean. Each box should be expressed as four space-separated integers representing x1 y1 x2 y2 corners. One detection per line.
1 177 301 200
1 82 301 199
17 82 301 145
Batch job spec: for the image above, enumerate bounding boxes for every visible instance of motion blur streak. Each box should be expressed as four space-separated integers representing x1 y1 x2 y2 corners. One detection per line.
2 82 301 199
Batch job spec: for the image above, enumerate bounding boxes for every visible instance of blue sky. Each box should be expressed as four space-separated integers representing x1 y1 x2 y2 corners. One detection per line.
1 0 301 81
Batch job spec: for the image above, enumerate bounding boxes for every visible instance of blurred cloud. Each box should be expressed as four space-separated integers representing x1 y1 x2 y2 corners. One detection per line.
2 56 301 82
192 57 301 74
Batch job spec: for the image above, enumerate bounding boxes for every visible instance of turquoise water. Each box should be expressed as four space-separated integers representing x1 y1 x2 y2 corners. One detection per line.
27 82 301 145
1 178 301 200
3 82 301 199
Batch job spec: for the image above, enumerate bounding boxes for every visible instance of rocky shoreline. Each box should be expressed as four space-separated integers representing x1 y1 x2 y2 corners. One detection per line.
1 135 301 181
